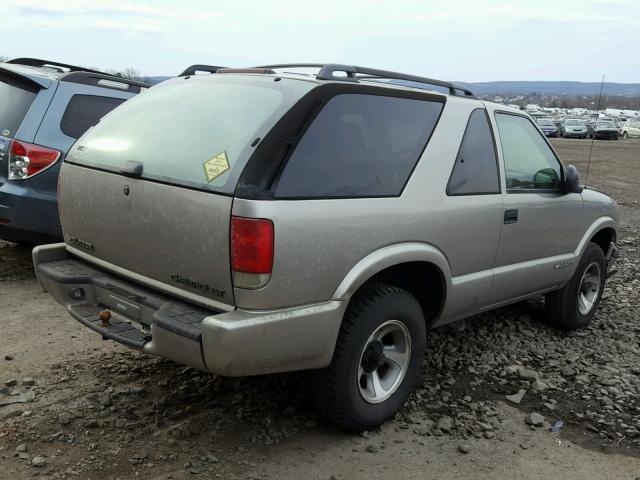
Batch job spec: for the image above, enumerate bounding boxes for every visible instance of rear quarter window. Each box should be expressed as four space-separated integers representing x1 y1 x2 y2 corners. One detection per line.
0 73 38 138
447 109 500 195
60 95 126 139
275 93 443 198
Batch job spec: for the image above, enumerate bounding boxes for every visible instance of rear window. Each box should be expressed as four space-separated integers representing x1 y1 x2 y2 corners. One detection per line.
275 94 443 198
0 73 38 138
60 95 126 139
66 76 313 193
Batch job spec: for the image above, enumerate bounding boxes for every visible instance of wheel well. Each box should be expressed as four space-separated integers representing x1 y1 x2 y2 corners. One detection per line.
362 261 445 327
590 228 615 254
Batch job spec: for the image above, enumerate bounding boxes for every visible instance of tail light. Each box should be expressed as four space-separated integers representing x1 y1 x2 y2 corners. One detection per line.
231 216 274 289
8 140 61 180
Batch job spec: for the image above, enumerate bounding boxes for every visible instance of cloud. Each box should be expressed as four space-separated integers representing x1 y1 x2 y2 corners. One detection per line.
1 0 638 81
3 0 225 34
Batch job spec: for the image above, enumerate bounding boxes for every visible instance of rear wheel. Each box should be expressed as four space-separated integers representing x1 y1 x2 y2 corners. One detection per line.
307 283 426 431
545 243 606 330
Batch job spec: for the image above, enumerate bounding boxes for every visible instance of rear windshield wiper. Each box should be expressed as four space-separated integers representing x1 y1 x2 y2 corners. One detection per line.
120 160 143 176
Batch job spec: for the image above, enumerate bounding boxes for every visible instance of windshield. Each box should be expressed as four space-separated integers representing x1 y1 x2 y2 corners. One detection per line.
536 118 554 126
66 75 313 193
566 119 585 126
0 72 38 138
597 121 615 128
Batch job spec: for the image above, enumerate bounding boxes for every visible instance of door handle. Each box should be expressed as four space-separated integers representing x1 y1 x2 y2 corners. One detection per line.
504 209 518 224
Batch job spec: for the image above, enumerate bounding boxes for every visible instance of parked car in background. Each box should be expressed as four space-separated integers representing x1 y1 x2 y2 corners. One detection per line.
535 117 559 137
591 120 619 140
621 121 640 139
0 58 148 243
561 119 589 138
33 63 618 432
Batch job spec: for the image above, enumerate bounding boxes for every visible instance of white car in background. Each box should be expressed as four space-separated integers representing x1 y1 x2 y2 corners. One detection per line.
621 121 640 139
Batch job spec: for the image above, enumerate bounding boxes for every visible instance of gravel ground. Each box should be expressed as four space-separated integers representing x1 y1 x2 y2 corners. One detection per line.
0 138 639 479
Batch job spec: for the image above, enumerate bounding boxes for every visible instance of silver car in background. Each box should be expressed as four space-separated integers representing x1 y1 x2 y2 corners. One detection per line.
33 63 619 431
561 118 589 138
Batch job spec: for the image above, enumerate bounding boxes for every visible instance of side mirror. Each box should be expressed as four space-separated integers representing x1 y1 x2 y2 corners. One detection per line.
564 164 583 194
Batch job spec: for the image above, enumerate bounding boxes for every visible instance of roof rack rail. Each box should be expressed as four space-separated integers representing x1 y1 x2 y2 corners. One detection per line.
255 63 326 70
60 72 149 93
256 63 476 98
218 67 277 74
7 57 106 76
179 64 225 76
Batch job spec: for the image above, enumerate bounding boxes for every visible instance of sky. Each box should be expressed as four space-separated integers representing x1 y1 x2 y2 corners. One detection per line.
1 0 639 82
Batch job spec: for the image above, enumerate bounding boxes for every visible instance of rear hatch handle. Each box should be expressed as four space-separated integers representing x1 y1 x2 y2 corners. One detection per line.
120 160 143 176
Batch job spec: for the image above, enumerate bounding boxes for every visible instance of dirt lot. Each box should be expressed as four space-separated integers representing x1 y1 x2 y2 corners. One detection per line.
1 138 639 479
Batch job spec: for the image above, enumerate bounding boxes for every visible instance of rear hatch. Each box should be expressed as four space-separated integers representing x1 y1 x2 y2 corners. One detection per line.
60 74 313 309
0 69 41 186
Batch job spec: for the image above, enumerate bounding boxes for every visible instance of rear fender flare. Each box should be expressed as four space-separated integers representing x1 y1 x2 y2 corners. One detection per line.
332 242 452 302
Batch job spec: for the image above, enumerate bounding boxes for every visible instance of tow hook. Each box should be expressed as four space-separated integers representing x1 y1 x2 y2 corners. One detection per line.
99 309 112 328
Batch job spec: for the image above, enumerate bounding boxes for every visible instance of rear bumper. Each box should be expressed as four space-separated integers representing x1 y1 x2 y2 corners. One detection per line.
33 243 345 376
593 131 618 139
0 180 62 243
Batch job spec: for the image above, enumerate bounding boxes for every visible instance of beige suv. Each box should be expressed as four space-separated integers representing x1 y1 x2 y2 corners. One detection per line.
33 63 619 431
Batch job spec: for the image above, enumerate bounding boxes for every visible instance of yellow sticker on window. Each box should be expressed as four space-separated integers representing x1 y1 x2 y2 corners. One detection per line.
203 151 230 182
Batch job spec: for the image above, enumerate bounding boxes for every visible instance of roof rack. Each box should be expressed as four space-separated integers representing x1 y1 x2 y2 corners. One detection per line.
7 57 106 76
7 57 149 93
60 72 149 93
179 64 225 76
256 63 476 98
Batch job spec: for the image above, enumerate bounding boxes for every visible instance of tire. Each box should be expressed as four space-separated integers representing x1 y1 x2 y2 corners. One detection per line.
307 283 426 431
545 243 607 331
622 132 628 139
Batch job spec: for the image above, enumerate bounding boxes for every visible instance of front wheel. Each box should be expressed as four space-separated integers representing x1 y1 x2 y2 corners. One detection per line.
307 283 426 431
545 243 606 330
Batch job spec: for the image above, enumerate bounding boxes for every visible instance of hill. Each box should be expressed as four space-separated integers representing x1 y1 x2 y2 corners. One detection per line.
139 75 640 98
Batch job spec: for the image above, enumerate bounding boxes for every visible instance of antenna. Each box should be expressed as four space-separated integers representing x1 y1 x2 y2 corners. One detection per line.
585 74 605 186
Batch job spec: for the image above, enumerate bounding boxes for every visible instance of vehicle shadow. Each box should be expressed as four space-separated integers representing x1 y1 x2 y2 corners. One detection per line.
0 240 36 281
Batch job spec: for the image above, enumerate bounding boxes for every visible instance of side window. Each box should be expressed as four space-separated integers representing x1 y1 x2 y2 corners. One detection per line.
275 94 443 198
60 95 126 139
447 109 500 195
495 113 563 191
